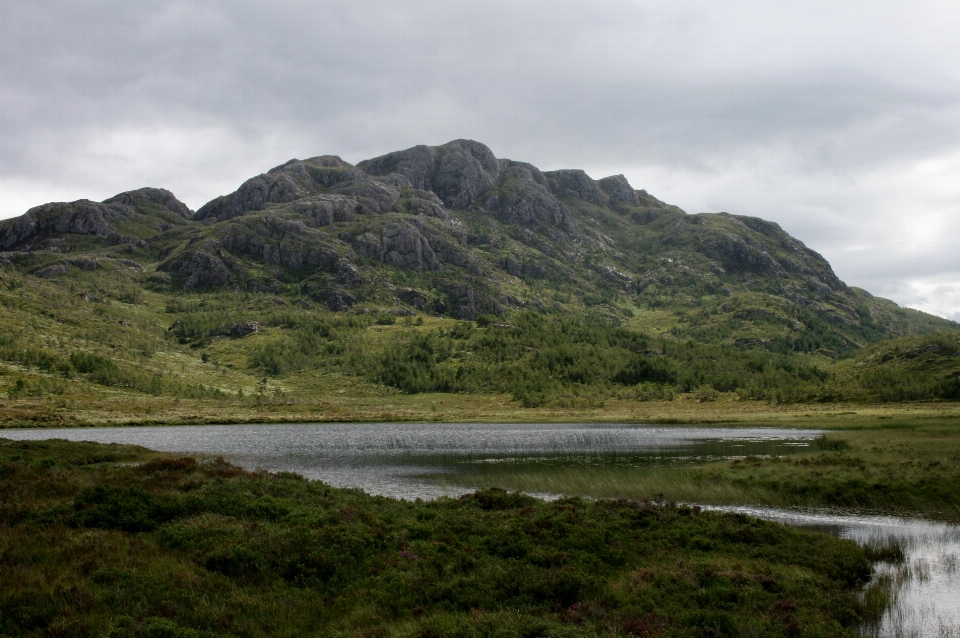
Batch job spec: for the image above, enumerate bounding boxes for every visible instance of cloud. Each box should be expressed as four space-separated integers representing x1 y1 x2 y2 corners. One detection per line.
1 0 958 319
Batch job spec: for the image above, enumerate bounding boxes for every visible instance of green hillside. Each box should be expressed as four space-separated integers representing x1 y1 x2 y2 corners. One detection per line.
0 141 956 424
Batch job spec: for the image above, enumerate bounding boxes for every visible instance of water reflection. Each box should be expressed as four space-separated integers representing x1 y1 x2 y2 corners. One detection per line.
1 422 823 498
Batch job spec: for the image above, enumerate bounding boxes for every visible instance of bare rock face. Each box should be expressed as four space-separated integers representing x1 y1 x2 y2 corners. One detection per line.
381 222 440 271
291 195 362 226
160 238 238 289
598 174 641 206
353 232 383 261
431 140 500 209
398 288 429 310
494 163 578 235
359 140 500 210
333 259 363 288
0 200 131 250
103 188 193 218
545 169 606 206
230 321 261 337
195 156 366 222
330 179 401 213
321 287 355 312
358 144 437 191
34 262 69 278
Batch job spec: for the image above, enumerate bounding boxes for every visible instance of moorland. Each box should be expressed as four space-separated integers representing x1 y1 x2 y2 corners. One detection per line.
1 139 959 636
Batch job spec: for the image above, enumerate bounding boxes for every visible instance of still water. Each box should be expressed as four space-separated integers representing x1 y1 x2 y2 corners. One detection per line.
4 422 958 637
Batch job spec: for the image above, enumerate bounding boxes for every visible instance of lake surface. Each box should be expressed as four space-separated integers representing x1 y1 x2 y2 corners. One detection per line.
4 422 958 636
2 422 825 499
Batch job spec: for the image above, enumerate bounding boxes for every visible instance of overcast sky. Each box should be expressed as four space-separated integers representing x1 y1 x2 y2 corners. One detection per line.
2 1 958 320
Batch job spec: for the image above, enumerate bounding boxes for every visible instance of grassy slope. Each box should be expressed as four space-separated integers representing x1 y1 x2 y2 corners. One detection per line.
2 259 959 428
1 438 877 637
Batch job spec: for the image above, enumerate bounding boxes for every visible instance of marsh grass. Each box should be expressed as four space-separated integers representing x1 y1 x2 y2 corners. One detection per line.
1 437 877 637
436 423 960 523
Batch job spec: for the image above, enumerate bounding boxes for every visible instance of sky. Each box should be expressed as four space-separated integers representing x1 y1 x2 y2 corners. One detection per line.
1 1 958 321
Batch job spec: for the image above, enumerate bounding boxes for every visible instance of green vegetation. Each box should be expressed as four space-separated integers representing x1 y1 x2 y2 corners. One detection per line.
1 438 879 637
1 257 957 427
1 141 958 425
439 417 960 523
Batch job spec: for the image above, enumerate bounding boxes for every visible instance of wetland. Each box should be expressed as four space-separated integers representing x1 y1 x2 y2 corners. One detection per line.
4 419 960 636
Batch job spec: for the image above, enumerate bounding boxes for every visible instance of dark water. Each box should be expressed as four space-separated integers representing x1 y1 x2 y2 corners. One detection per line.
1 422 823 498
4 422 957 636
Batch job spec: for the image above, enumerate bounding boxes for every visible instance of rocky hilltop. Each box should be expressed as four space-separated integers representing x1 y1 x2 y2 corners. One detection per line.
1 140 954 351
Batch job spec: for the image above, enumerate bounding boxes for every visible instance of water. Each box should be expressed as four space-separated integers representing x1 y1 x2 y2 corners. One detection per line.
1 422 823 499
704 505 960 637
3 422 958 636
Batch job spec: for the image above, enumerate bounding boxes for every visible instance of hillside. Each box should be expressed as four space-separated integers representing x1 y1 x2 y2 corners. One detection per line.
0 140 956 423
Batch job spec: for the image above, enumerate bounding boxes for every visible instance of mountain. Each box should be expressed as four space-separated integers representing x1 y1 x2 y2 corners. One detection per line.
0 140 956 419
2 140 952 348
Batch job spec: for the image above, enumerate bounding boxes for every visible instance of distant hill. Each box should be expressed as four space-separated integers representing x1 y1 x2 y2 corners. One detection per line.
2 140 954 347
0 140 956 418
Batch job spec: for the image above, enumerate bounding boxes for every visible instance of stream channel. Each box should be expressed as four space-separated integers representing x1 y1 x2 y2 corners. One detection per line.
5 422 958 637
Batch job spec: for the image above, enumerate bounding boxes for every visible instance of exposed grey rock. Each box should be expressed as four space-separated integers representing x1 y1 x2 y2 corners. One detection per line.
420 226 482 274
495 165 578 235
359 140 500 209
322 287 356 312
598 174 640 205
330 179 401 213
291 195 361 226
114 258 144 272
212 214 341 271
34 263 69 278
358 144 437 190
443 283 479 320
544 169 606 205
333 258 363 288
432 140 499 208
399 189 450 221
230 321 261 337
103 188 193 218
196 156 366 222
439 282 500 320
353 232 383 261
600 265 633 289
0 200 133 250
68 258 100 271
398 288 429 310
160 239 237 289
381 222 440 271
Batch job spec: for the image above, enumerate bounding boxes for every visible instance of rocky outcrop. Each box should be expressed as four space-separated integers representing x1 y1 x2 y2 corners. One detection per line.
493 162 578 235
0 200 131 250
321 287 356 312
195 156 368 222
545 170 606 206
381 222 440 271
598 175 641 206
103 188 193 218
230 321 261 337
160 239 238 289
332 259 362 288
359 140 500 209
0 189 192 251
290 195 363 226
398 288 429 310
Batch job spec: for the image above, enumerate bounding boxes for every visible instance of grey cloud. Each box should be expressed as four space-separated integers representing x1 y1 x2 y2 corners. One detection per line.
2 0 959 317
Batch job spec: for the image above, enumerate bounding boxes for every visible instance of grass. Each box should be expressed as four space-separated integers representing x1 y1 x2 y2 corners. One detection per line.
436 416 960 523
1 437 879 637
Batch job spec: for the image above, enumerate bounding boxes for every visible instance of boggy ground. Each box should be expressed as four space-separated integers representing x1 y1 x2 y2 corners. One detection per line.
440 412 960 523
0 438 878 637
